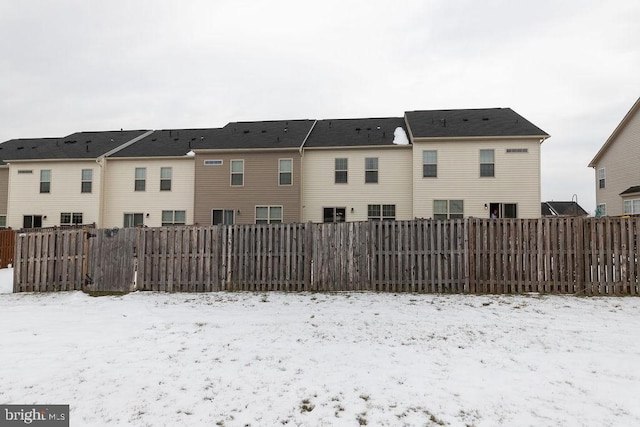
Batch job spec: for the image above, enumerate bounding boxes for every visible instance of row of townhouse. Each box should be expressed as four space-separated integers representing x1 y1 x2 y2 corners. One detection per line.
0 107 549 229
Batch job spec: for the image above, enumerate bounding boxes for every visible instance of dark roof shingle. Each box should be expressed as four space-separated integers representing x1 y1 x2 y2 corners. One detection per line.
405 108 548 139
304 117 407 148
0 130 149 162
192 120 316 150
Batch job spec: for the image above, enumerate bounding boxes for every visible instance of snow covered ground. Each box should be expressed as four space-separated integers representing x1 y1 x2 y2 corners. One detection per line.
1 269 640 426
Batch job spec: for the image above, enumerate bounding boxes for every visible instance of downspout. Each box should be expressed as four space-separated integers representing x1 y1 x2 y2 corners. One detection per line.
298 120 317 222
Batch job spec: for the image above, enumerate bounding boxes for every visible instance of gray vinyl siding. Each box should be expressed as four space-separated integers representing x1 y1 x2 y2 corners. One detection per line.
194 150 302 224
593 108 640 216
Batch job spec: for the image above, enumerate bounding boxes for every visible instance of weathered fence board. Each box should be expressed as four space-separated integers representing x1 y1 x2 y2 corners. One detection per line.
11 217 640 295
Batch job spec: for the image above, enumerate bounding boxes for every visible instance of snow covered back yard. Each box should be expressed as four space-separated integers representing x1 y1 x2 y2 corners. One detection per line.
1 267 639 426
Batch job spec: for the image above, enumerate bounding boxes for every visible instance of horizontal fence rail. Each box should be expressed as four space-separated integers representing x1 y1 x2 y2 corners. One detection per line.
12 218 640 295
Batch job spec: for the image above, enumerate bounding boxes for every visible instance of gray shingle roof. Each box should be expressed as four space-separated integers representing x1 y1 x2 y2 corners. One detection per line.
191 120 316 150
304 117 407 148
0 137 62 165
0 130 149 162
541 201 588 217
111 128 221 157
405 108 548 139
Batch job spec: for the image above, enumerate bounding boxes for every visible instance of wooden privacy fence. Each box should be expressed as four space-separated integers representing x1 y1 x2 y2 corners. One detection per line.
0 229 15 268
12 217 640 295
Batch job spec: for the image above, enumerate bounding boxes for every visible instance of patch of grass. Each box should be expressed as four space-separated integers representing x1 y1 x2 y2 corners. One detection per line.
300 399 315 413
357 413 368 425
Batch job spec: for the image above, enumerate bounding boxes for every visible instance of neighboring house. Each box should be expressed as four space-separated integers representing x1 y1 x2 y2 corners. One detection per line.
192 120 316 225
588 97 640 217
102 129 196 228
1 130 150 229
301 117 413 222
541 201 589 217
405 108 549 219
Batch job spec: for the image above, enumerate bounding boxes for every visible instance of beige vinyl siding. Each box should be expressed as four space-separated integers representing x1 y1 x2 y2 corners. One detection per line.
102 158 194 227
0 168 8 216
302 147 413 222
593 109 640 216
194 150 301 225
7 160 102 229
412 139 542 218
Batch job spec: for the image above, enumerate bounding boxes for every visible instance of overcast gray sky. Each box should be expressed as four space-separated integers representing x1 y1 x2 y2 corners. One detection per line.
1 0 638 214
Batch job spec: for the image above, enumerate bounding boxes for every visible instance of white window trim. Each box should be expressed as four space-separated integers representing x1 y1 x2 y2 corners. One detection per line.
230 159 244 187
598 168 606 189
278 158 293 186
211 208 235 225
255 205 283 224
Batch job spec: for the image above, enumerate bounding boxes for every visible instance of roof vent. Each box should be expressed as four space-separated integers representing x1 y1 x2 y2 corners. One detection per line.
284 128 288 132
151 138 157 142
261 130 266 133
482 117 489 121
17 146 23 150
462 118 468 122
243 130 250 134
174 138 179 141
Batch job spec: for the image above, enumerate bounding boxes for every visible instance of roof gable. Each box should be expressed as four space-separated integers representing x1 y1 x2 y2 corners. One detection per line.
405 108 548 139
589 97 640 167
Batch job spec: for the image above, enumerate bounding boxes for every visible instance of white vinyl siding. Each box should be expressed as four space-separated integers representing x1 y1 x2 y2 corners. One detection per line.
6 161 102 229
412 139 542 219
102 158 195 228
302 147 412 222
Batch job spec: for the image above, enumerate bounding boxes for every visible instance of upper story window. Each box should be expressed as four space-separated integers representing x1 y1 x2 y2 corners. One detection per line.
335 158 348 184
365 157 378 183
135 167 146 191
40 170 51 193
231 160 244 186
256 206 282 224
434 200 464 220
598 168 606 189
367 204 395 221
279 159 293 186
160 167 172 191
423 150 437 178
480 149 495 177
81 169 93 193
